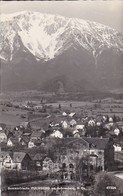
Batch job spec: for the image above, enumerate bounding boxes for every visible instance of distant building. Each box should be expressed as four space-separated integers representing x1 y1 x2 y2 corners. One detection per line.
11 152 32 170
30 130 43 140
50 130 63 139
20 121 31 130
0 151 13 169
62 137 114 171
0 151 32 170
32 153 46 171
61 121 68 129
28 139 35 148
0 131 7 143
88 119 95 127
7 137 19 147
70 119 77 127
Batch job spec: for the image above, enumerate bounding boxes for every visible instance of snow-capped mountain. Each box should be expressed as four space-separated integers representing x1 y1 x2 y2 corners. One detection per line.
1 11 123 62
0 11 123 92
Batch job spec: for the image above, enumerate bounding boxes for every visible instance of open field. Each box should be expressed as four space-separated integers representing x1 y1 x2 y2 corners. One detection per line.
0 91 123 127
0 105 27 126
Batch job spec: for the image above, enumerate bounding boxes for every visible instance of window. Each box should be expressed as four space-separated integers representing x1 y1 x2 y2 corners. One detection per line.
69 164 74 169
98 151 103 155
62 163 66 169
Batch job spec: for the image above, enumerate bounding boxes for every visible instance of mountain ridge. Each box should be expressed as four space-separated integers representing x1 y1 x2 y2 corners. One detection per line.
0 11 123 92
1 11 123 62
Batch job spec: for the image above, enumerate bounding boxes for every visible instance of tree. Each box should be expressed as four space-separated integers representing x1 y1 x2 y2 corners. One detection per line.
58 104 61 109
93 171 120 196
113 114 117 123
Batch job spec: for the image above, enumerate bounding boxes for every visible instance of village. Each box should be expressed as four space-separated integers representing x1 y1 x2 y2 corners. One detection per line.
0 95 123 193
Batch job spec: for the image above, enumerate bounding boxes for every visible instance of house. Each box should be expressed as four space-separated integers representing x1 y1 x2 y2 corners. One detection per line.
0 123 6 130
102 116 107 123
20 135 30 146
28 139 35 148
61 121 68 129
76 124 85 130
69 119 77 127
75 123 86 136
28 138 42 148
110 127 121 138
7 137 19 147
60 153 75 180
50 130 63 139
96 115 103 126
59 145 80 180
30 130 43 140
20 121 31 130
64 129 73 138
73 129 81 138
114 127 120 136
13 127 22 139
62 112 67 116
34 139 42 147
0 130 7 143
73 132 81 138
63 137 114 171
113 143 122 152
109 117 113 122
88 119 96 127
69 112 76 118
53 162 60 172
34 105 43 110
0 151 13 169
83 137 114 171
32 153 47 170
11 152 32 170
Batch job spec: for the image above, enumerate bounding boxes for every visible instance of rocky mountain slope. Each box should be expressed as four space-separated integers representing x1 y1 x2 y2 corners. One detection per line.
0 11 123 92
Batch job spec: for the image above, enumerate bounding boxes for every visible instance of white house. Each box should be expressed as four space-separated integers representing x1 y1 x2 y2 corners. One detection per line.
7 138 13 147
0 152 13 169
62 112 67 116
88 119 95 127
76 124 85 130
0 131 7 143
73 129 81 138
7 138 18 147
96 122 102 126
61 121 68 129
109 117 113 122
69 112 76 117
114 128 120 136
113 144 122 152
70 119 77 127
50 130 63 139
102 116 107 123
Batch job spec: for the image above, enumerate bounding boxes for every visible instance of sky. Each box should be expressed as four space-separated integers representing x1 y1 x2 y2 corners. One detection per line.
1 1 123 32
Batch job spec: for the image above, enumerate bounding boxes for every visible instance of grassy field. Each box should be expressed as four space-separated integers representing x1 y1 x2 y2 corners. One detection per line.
0 92 123 127
0 104 27 126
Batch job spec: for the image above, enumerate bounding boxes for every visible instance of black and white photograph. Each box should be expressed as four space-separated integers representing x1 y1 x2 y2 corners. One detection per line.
0 1 123 196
